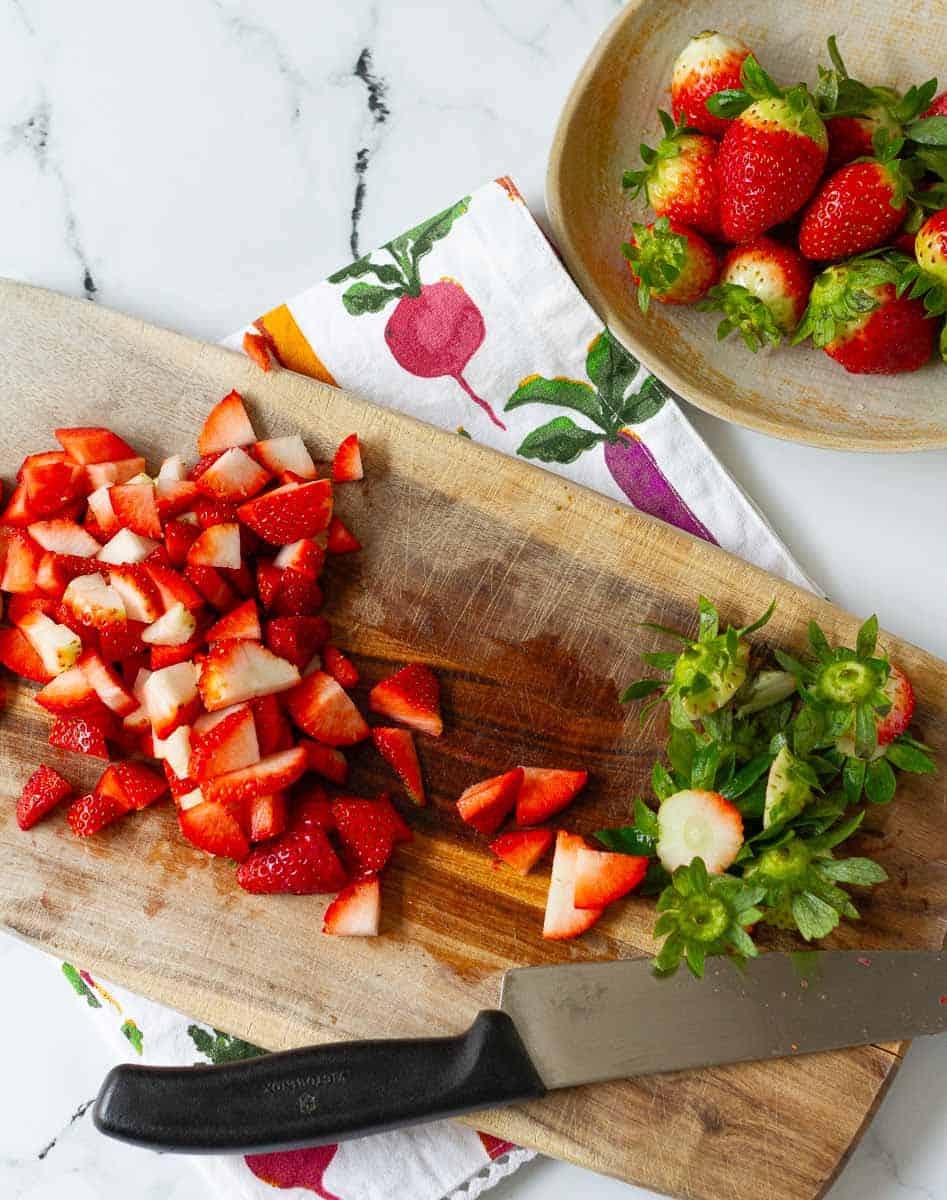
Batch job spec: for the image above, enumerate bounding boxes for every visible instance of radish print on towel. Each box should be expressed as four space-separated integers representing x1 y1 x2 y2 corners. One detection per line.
329 197 504 429
506 329 717 543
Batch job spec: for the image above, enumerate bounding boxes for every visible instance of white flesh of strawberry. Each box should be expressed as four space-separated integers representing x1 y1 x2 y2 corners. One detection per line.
191 710 260 779
63 573 126 627
87 485 119 534
188 523 241 569
303 653 322 676
27 520 101 557
141 602 197 646
177 511 199 526
16 611 82 675
132 667 152 705
96 528 160 565
254 435 317 479
152 724 192 779
125 472 154 486
200 447 268 499
542 832 603 939
107 570 161 623
80 653 136 714
144 661 199 733
325 878 380 936
123 704 151 733
192 702 246 735
156 455 189 493
178 786 205 811
656 789 743 874
200 641 300 710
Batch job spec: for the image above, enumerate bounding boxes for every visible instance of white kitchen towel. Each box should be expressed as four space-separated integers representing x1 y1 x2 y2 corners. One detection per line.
67 175 814 1200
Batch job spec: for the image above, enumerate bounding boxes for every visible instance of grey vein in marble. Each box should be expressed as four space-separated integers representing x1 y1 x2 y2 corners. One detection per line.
210 0 311 124
350 46 389 258
37 1098 96 1161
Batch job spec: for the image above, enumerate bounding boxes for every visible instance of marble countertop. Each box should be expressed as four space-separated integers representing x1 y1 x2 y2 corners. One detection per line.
2 2 945 1199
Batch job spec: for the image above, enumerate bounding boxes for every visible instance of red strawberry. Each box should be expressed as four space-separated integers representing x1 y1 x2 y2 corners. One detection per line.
331 434 363 482
250 693 296 755
8 592 55 622
273 538 325 579
237 480 334 545
178 798 250 861
199 639 300 710
698 236 812 349
164 519 200 567
105 564 162 623
98 619 149 662
142 660 201 737
301 739 348 784
203 746 307 806
207 598 261 643
456 767 524 836
265 616 330 669
332 796 411 874
0 481 38 526
922 90 947 118
793 254 936 374
246 792 289 842
323 875 380 936
198 390 257 456
49 713 114 757
285 671 369 746
236 825 347 893
372 727 424 805
716 58 827 241
623 112 721 237
292 784 336 831
156 480 200 522
670 31 751 137
21 457 88 517
184 563 239 611
0 627 53 683
148 622 207 669
55 427 137 465
110 483 163 540
252 435 317 480
67 789 125 837
256 560 282 610
623 218 718 310
35 665 100 714
271 568 323 618
195 447 271 502
325 517 361 555
79 649 138 715
489 828 554 876
368 663 442 737
190 705 261 780
17 764 73 830
798 156 915 260
322 645 358 688
85 457 148 490
28 518 101 557
515 768 588 826
542 831 603 940
192 497 237 527
220 559 257 596
144 562 204 612
186 523 242 570
103 761 169 810
1 530 43 593
242 330 272 372
656 789 743 874
877 664 915 745
573 848 648 909
908 208 947 315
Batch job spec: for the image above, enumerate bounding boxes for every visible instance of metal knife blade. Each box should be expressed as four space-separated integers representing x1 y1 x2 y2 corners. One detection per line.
500 949 947 1089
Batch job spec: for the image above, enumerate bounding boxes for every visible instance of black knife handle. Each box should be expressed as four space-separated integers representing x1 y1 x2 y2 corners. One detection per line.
93 1010 546 1154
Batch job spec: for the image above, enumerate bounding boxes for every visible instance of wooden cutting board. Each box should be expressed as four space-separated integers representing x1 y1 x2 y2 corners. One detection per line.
0 281 944 1200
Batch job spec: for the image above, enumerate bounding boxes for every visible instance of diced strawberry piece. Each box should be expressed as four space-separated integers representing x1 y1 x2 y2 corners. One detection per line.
22 457 88 516
456 768 524 836
242 330 273 372
1 530 42 593
301 739 348 784
96 528 160 565
237 480 333 545
219 560 256 597
184 563 239 611
331 433 363 483
98 619 148 662
206 598 261 643
204 746 307 807
0 627 53 683
273 538 325 579
252 435 317 480
190 705 260 781
141 602 196 647
372 726 424 805
143 660 200 737
195 447 271 502
105 761 169 811
322 645 358 688
16 764 73 830
285 671 369 746
18 450 69 482
250 693 295 755
165 763 199 800
191 498 236 528
264 616 329 670
185 523 241 570
573 848 648 909
271 568 323 618
369 663 442 737
85 486 120 537
28 519 100 557
122 701 151 733
0 482 38 526
149 629 207 669
85 457 148 490
515 768 588 826
256 560 282 611
292 784 336 832
156 455 189 487
62 573 125 632
37 552 101 598
55 427 137 465
326 516 361 554
247 792 289 842
277 471 307 486
178 799 250 861
49 713 115 758
152 724 193 780
105 564 162 623
67 789 126 836
16 609 83 676
8 592 55 622
34 664 99 714
155 480 200 521
189 452 225 482
198 639 300 711
144 562 204 612
198 390 257 456
163 519 200 567
323 875 380 936
236 825 347 893
79 649 138 715
543 832 604 940
332 796 411 874
110 482 162 540
490 829 555 876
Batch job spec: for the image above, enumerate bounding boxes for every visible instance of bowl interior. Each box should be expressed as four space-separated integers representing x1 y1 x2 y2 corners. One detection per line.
547 0 947 451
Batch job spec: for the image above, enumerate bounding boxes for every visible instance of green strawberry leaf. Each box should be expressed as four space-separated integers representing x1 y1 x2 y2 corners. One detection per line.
906 116 947 146
651 761 677 801
741 55 783 101
842 754 867 804
705 88 754 118
340 281 405 316
621 678 665 701
855 614 879 659
594 823 656 856
515 416 605 464
818 857 887 885
885 739 937 773
791 891 841 940
864 757 897 804
720 754 774 801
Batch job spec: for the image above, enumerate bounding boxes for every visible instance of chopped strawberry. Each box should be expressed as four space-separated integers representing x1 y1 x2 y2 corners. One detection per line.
515 768 588 826
0 627 53 683
242 330 273 372
325 516 361 554
184 562 239 611
149 630 207 669
456 768 524 835
256 560 282 611
332 796 412 874
203 746 307 806
55 427 137 465
331 434 363 483
0 481 38 526
252 435 317 480
199 639 300 710
198 390 257 456
178 798 250 861
323 875 380 936
273 538 325 579
489 829 554 876
236 826 347 893
106 564 163 623
573 848 647 909
22 458 89 517
36 552 101 598
144 562 204 612
67 789 126 837
292 784 336 831
322 645 358 688
189 452 225 482
35 665 101 714
656 790 743 875
141 603 197 647
543 831 604 940
372 727 424 805
62 573 125 632
152 724 193 780
104 761 169 810
110 482 163 540
191 497 236 528
15 609 83 676
8 592 55 622
877 664 915 745
49 713 114 758
237 480 333 545
207 598 261 643
96 528 160 565
86 486 120 537
142 661 200 737
369 663 442 737
1 530 42 593
264 615 329 669
163 519 200 567
301 739 348 784
98 619 148 662
28 519 101 558
17 764 73 830
195 447 271 502
85 457 148 489
271 568 322 618
78 649 138 715
190 705 260 780
186 523 241 570
285 671 369 746
246 792 289 842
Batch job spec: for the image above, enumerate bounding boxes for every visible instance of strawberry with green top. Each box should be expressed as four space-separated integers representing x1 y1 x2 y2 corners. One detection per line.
709 56 828 242
899 208 947 322
698 236 812 351
670 31 751 138
793 251 936 374
622 111 721 237
622 218 718 311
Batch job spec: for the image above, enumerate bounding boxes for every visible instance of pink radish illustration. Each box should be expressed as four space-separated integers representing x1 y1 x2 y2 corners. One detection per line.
329 197 505 429
505 329 717 544
245 1145 342 1198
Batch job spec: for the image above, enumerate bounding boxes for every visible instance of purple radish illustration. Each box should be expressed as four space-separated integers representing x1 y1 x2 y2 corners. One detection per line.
328 197 505 429
505 329 717 544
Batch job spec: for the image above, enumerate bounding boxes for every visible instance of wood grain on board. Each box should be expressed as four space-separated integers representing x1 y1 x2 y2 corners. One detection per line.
0 281 944 1200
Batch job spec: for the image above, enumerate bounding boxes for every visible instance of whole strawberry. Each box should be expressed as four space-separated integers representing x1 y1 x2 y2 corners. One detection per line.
793 252 936 374
711 57 828 242
900 208 947 317
813 37 907 170
622 110 721 236
699 236 812 350
670 30 751 138
921 91 947 118
622 217 718 310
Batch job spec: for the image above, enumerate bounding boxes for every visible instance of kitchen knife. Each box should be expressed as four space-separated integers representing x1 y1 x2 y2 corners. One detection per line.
93 949 945 1154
